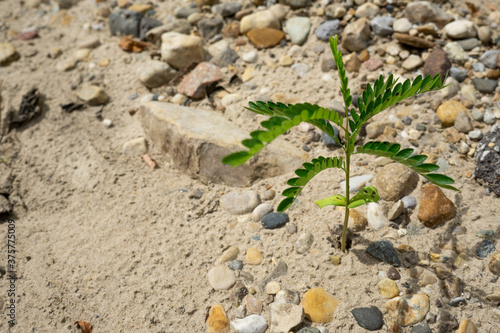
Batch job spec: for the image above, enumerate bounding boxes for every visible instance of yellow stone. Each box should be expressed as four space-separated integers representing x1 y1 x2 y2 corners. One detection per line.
279 55 293 66
348 209 367 231
330 256 341 265
436 100 467 127
206 304 229 333
246 248 263 265
218 246 239 263
454 253 469 268
99 58 110 67
128 4 153 14
430 252 440 262
302 287 339 323
456 319 477 333
242 67 256 82
378 278 400 298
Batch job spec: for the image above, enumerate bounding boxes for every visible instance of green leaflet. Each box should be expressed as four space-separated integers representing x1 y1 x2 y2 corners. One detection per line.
356 141 459 191
348 186 380 208
277 156 345 212
222 101 344 167
315 194 347 208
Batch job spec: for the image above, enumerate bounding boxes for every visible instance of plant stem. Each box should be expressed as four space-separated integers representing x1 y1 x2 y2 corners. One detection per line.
341 153 350 253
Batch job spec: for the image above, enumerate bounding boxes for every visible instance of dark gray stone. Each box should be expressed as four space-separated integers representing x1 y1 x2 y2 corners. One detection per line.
456 38 479 51
449 67 467 82
197 18 223 40
109 9 142 38
286 0 310 9
402 116 412 125
370 16 394 37
175 7 198 19
261 212 289 229
410 322 432 333
449 296 466 307
139 16 163 41
474 124 500 196
472 78 498 93
210 48 239 67
366 240 401 267
315 20 342 41
212 2 242 17
351 306 384 331
475 239 496 258
321 127 341 148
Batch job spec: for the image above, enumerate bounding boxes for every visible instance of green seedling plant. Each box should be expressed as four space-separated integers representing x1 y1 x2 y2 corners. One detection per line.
222 35 458 253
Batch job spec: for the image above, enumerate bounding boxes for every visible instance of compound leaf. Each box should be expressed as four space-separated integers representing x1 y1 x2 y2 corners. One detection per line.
315 194 347 208
348 186 380 208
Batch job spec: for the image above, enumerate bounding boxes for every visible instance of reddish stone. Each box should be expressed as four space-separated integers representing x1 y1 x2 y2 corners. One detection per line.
394 33 435 49
178 62 223 99
223 21 240 38
247 28 284 49
423 49 450 83
364 58 383 71
13 30 39 41
417 185 456 228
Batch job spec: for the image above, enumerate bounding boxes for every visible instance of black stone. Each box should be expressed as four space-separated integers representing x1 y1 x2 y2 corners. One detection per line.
212 2 242 17
210 48 239 67
261 212 289 229
474 124 500 196
351 306 384 331
366 240 401 267
410 322 432 333
472 78 498 94
109 9 142 38
475 239 496 258
197 18 223 40
139 16 163 41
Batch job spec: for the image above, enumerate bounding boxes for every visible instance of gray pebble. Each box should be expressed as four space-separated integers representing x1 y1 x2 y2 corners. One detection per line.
229 260 243 270
470 110 483 121
449 67 467 82
483 109 496 125
468 130 483 140
262 189 276 201
261 212 289 229
315 20 342 41
472 62 485 72
295 232 314 254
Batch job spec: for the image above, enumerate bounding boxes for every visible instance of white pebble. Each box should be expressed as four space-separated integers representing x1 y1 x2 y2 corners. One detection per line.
231 314 268 333
252 203 273 222
242 50 258 63
102 119 112 127
366 202 386 231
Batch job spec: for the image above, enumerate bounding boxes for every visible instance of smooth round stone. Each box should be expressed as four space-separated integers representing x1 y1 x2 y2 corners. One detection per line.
314 20 341 41
252 203 273 222
472 62 485 72
393 18 412 33
208 265 236 290
265 281 281 295
229 260 243 271
262 189 276 200
410 322 432 333
295 232 314 254
351 306 384 331
261 212 289 229
286 17 311 45
387 267 401 280
231 314 268 333
450 67 467 82
207 304 230 333
218 246 239 263
244 293 263 314
476 240 496 258
470 110 484 122
291 63 310 77
246 248 264 265
242 50 258 63
221 190 261 215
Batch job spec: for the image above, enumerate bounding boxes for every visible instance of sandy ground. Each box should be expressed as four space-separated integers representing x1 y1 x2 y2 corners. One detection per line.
0 0 499 332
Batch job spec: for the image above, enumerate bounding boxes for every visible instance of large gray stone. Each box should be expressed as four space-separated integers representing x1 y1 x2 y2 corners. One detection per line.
404 1 453 29
109 9 142 38
139 102 308 187
342 18 371 52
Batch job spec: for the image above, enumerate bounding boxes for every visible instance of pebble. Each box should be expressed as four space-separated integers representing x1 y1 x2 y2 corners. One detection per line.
454 111 473 133
370 16 394 37
479 50 499 69
314 20 342 41
211 48 239 67
109 9 142 38
378 278 400 298
476 240 496 258
472 78 498 94
252 204 273 222
443 42 469 65
348 209 368 231
161 32 204 70
247 28 284 49
366 120 394 139
269 303 304 332
221 191 261 215
450 296 466 307
208 265 236 290
231 314 267 333
351 306 384 331
388 200 405 221
355 2 379 18
419 273 437 287
387 267 401 280
302 287 339 323
295 232 314 254
218 246 239 264
286 17 311 45
342 18 371 51
364 58 383 71
178 62 223 99
171 93 187 105
374 163 418 201
366 202 386 231
450 67 467 82
454 253 469 268
291 63 311 78
246 248 264 265
434 264 452 280
344 53 361 72
321 127 341 148
207 304 230 333
402 54 423 71
418 185 456 228
468 130 483 140
212 2 242 17
474 124 500 195
401 196 417 210
340 174 373 193
122 137 147 156
261 212 289 229
489 252 500 275
366 240 401 267
393 18 412 33
297 328 320 333
262 189 276 201
442 276 463 298
229 260 243 271
244 294 262 314
437 100 468 127
456 319 477 333
56 58 77 72
239 10 280 35
137 60 176 89
423 48 451 79
242 51 258 63
486 290 500 301
404 1 452 29
410 322 432 333
265 281 281 295
483 110 496 124
76 85 109 105
478 26 491 43
444 20 477 40
221 93 242 108
275 289 300 304
385 294 430 326
197 18 223 40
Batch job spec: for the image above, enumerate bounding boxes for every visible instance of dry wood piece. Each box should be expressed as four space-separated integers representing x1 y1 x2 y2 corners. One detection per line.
119 35 149 53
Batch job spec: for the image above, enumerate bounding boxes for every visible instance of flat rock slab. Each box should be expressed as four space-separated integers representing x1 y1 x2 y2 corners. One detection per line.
140 102 308 187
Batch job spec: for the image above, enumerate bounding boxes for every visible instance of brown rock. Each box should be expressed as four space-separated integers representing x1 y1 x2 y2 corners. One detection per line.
456 319 477 333
359 49 370 61
206 304 230 333
443 128 461 143
486 69 500 80
344 53 361 72
374 163 419 201
302 287 339 323
247 28 284 49
342 18 371 52
178 62 223 99
385 294 429 326
441 276 462 298
417 185 457 228
394 33 435 49
222 21 240 38
423 49 450 83
243 293 262 314
434 264 453 279
349 208 367 231
489 251 500 276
